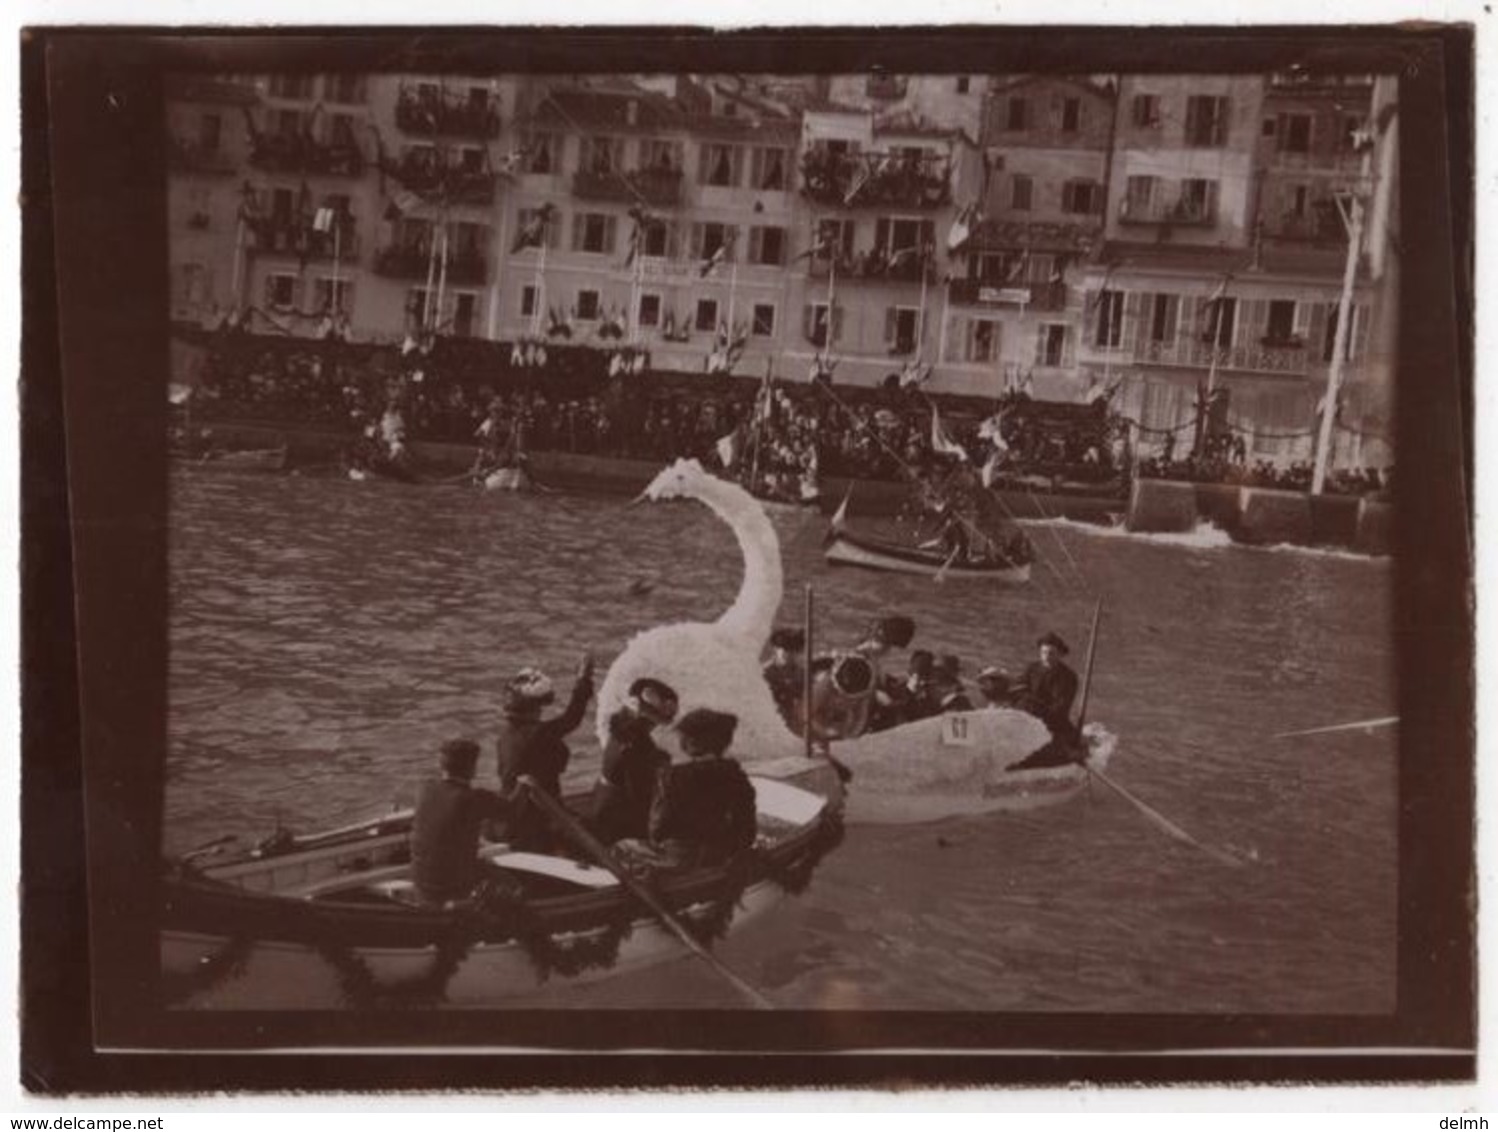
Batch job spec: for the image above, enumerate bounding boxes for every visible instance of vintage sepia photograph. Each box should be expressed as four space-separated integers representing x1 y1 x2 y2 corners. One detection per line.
24 24 1475 1088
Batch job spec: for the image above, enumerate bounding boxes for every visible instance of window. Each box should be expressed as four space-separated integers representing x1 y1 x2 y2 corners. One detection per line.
1147 293 1179 343
1061 180 1101 214
1005 97 1028 131
695 298 719 333
1179 178 1218 221
880 217 934 259
699 143 742 187
752 303 776 336
748 226 787 266
276 109 303 138
1061 97 1081 132
1265 299 1297 343
639 218 670 258
450 221 488 260
176 263 209 308
698 222 736 261
312 278 353 317
1131 94 1160 128
1094 290 1124 348
805 302 842 347
572 212 616 255
1037 324 1069 367
517 207 559 249
1125 175 1158 216
265 273 298 310
198 113 222 153
581 136 622 176
815 218 855 260
1010 174 1033 211
520 285 538 318
329 114 356 148
641 138 682 174
638 293 662 328
1290 184 1310 217
750 146 789 190
966 318 997 362
522 132 556 174
1184 95 1230 147
466 87 491 113
325 74 367 104
457 147 485 174
406 288 431 333
575 289 601 321
1279 113 1313 154
1321 304 1366 362
1262 116 1278 138
1203 296 1236 346
885 307 920 355
1339 115 1365 152
270 187 296 223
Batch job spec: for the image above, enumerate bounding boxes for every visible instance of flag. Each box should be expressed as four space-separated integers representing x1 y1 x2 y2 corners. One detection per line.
1202 273 1233 329
930 406 968 462
946 204 976 253
715 428 741 470
312 206 336 233
842 159 871 206
900 360 931 388
623 206 652 269
828 488 851 531
699 228 737 278
979 448 1003 488
977 412 1008 449
792 227 836 264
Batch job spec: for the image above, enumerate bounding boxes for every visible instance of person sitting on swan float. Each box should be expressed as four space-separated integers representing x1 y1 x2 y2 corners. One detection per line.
761 627 806 727
592 678 679 845
615 708 758 872
932 654 974 713
495 656 595 853
806 615 917 739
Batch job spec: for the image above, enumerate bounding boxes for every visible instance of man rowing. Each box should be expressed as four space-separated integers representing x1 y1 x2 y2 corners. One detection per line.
1007 631 1085 771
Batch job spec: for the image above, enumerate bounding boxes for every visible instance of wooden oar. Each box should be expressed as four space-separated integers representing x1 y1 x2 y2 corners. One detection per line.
803 584 852 785
1087 768 1245 869
1274 716 1398 739
933 545 961 584
516 777 776 1010
1074 597 1104 731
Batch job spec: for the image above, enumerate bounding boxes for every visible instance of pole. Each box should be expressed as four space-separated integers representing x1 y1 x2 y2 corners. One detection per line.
935 264 951 373
803 583 815 762
231 215 245 310
1311 147 1372 495
516 778 775 1010
434 224 450 337
421 217 439 337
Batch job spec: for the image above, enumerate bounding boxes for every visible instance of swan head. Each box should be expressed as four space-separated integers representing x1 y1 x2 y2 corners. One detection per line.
640 458 713 503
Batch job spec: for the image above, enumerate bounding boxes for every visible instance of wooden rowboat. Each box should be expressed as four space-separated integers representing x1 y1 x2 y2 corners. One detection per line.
161 768 844 1010
824 526 1031 583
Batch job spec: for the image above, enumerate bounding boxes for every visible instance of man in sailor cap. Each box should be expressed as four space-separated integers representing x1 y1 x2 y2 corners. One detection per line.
1007 631 1085 771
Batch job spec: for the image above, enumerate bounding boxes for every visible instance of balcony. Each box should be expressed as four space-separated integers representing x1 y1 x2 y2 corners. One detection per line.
865 74 909 100
382 158 496 207
246 217 361 261
1134 338 1309 376
572 166 683 208
394 91 501 139
374 244 488 286
167 137 237 176
1262 206 1344 245
1117 197 1217 227
800 148 951 209
948 278 1068 311
807 251 937 286
248 133 365 177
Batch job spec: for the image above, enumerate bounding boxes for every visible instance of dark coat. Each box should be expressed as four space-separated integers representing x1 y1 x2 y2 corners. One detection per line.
762 656 805 723
591 711 671 844
1018 659 1080 737
648 757 758 867
496 676 592 851
411 777 508 905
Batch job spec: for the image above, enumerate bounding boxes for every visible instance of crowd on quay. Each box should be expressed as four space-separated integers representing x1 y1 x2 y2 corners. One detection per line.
1135 432 1392 497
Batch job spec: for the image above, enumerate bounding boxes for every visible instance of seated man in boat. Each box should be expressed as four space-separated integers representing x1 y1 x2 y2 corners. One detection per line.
933 654 974 713
592 678 679 845
856 614 917 732
761 627 807 727
495 655 595 853
975 666 1018 708
625 708 757 870
1007 632 1086 772
900 649 940 723
411 739 510 908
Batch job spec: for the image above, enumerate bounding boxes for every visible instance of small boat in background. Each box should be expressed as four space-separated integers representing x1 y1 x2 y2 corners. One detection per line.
824 526 1031 582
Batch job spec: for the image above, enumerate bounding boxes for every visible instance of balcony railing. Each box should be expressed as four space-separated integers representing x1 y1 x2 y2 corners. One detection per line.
246 218 361 261
1134 337 1309 376
807 251 938 285
249 134 366 177
1262 206 1345 244
1117 197 1217 227
948 278 1068 311
374 245 488 286
394 92 502 140
800 148 951 209
168 137 237 176
572 166 683 208
382 159 496 206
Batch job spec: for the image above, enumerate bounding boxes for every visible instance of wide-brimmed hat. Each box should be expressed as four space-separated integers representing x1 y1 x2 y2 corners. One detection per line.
937 654 963 678
504 668 556 711
976 666 1012 691
439 738 481 779
1037 631 1070 656
770 627 806 652
628 677 679 724
675 708 738 755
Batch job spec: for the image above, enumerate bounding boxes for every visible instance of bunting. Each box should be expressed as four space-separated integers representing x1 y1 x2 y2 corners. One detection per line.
930 405 969 462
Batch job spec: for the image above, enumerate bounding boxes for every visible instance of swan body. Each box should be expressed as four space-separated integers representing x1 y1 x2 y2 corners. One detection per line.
594 459 804 763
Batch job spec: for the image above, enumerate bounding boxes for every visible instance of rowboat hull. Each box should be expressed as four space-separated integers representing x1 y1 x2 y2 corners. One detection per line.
162 771 843 1009
824 528 1031 583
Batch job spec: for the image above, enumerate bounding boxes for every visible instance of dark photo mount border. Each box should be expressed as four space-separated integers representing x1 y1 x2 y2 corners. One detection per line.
22 25 1475 1093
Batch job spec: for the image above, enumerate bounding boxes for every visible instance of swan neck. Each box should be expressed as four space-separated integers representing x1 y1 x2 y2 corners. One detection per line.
695 477 782 643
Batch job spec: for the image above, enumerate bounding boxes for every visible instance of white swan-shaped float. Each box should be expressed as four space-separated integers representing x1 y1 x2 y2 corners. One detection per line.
594 459 806 764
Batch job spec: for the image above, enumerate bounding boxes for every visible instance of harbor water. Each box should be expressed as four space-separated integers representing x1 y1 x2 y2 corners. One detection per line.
166 469 1396 1014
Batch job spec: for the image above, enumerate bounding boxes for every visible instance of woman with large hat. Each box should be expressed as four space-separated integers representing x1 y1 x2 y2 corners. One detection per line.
592 677 679 845
495 653 594 851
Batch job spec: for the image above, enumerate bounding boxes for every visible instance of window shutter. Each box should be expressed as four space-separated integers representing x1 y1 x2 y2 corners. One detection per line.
730 146 744 188
884 307 896 343
724 225 738 262
262 274 276 308
1062 327 1076 369
920 220 935 252
1121 291 1142 351
1034 325 1046 366
696 144 710 185
673 142 685 172
1083 292 1100 344
1177 296 1197 346
665 221 681 260
571 213 585 252
874 218 890 255
1241 298 1267 343
689 222 704 259
831 306 844 343
1162 294 1180 343
292 277 304 310
749 147 764 188
1293 300 1311 337
1351 303 1373 361
803 304 814 341
604 216 617 255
